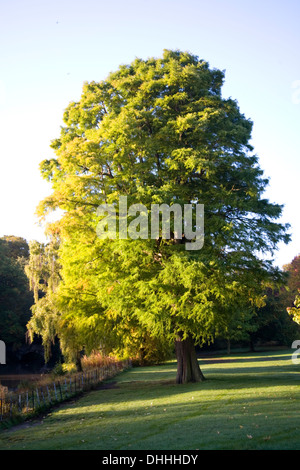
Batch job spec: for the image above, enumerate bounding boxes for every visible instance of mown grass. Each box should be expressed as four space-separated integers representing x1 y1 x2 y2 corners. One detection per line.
1 349 300 450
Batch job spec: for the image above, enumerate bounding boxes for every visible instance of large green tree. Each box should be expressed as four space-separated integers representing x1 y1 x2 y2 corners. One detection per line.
32 50 290 383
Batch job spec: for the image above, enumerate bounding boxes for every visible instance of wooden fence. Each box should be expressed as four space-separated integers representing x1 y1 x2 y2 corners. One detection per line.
0 359 131 423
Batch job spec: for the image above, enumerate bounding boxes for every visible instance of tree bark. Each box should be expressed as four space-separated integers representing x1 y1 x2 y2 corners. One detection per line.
175 333 205 384
138 347 146 366
249 337 256 352
75 351 83 372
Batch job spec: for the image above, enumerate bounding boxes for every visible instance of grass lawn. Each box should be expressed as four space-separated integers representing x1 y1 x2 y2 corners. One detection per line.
1 349 300 450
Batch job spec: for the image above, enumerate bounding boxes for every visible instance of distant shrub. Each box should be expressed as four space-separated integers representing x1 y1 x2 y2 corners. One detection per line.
81 352 123 370
0 383 8 399
51 361 65 376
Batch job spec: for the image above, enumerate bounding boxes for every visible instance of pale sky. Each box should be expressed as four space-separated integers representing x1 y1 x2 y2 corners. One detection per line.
0 0 299 268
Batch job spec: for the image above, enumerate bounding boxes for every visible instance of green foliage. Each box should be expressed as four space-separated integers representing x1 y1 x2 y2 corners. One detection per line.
251 286 300 347
0 235 30 261
282 255 300 308
287 290 300 325
51 361 77 376
250 256 300 347
25 232 61 362
121 332 174 366
30 50 290 365
0 236 33 349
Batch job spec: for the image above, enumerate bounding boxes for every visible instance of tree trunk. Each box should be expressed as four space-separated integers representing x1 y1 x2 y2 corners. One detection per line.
138 347 146 366
175 333 205 384
75 351 83 372
249 337 256 352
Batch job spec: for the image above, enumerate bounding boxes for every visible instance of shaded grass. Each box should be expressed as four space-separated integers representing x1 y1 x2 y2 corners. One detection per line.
1 349 300 450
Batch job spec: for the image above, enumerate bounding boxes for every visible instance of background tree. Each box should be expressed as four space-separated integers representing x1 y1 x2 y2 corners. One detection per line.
0 236 33 354
1 235 30 261
249 285 300 350
283 255 300 334
287 291 300 324
282 255 300 308
215 304 259 355
32 50 290 383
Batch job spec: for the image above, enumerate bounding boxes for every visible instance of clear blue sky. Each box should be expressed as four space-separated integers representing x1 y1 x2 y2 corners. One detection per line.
0 0 299 267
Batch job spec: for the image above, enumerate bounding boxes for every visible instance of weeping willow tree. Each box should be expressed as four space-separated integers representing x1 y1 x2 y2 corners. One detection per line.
25 229 62 364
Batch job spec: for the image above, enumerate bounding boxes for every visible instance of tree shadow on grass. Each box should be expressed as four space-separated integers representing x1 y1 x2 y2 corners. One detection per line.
3 372 300 450
1 350 299 448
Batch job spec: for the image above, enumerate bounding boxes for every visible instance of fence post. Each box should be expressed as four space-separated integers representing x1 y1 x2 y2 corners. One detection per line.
53 382 58 401
0 360 127 422
36 388 40 407
40 388 46 405
58 381 63 400
46 386 52 404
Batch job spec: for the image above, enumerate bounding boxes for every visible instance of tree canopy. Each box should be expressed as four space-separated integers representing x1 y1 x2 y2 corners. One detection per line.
29 50 290 382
